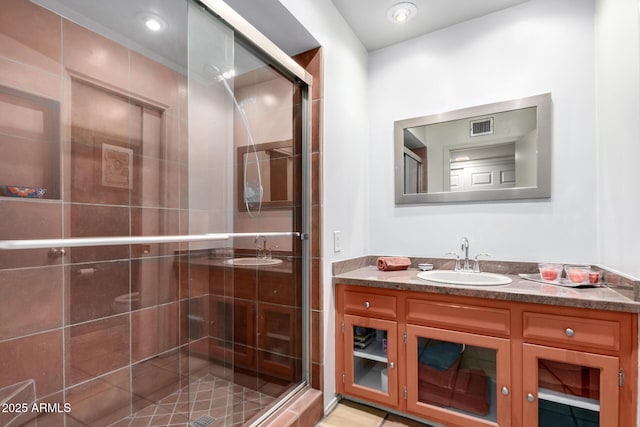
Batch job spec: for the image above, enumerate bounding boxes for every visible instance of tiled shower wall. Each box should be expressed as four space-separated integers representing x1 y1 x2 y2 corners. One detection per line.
293 48 324 393
0 1 193 425
0 1 324 426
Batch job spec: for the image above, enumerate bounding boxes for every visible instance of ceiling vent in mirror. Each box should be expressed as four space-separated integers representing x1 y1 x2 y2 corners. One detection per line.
470 117 494 137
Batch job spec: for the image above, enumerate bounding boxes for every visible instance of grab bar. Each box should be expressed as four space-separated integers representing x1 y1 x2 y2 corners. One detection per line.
0 231 300 250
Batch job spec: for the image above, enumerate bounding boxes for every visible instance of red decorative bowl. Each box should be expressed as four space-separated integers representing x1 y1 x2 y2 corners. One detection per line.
0 185 47 198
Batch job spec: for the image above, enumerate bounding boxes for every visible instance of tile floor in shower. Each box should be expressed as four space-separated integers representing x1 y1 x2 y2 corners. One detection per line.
108 374 284 427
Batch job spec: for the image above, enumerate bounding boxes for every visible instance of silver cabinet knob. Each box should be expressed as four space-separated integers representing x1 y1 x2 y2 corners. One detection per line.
565 328 575 337
364 301 370 309
527 393 535 403
501 386 509 396
49 248 66 258
389 362 395 369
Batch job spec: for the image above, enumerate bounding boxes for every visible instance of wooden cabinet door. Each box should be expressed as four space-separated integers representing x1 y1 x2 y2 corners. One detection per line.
210 296 255 368
522 343 619 427
343 314 399 408
406 324 511 427
257 303 296 380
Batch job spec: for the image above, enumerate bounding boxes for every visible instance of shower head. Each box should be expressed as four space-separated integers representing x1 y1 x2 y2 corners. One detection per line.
202 63 263 217
203 63 235 82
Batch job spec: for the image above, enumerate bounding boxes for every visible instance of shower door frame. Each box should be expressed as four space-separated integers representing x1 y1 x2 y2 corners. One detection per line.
197 0 314 424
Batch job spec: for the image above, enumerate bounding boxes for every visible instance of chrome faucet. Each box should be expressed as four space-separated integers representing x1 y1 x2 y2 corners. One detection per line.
461 237 470 272
255 235 267 258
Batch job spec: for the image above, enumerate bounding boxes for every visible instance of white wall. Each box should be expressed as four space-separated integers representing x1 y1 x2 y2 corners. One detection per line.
277 0 370 409
276 0 640 414
368 0 599 264
595 0 640 279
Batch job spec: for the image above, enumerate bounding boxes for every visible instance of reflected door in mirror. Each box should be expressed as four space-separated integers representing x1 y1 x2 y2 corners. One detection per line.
395 93 550 203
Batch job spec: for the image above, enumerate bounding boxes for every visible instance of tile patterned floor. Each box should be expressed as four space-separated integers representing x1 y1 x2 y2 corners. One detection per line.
109 375 276 427
316 401 433 427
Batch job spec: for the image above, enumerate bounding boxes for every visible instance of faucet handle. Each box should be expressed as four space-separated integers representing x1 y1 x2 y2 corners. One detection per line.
446 252 461 272
473 253 490 273
267 245 279 259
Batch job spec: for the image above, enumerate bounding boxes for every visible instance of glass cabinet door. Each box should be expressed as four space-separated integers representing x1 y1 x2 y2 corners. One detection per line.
522 344 619 427
406 325 510 426
343 314 398 407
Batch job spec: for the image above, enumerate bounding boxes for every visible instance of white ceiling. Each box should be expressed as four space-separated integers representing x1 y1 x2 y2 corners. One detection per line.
330 0 531 51
30 0 318 80
30 0 533 72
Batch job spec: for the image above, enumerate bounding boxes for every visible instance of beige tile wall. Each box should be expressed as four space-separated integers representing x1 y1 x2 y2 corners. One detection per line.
0 2 323 426
0 1 189 424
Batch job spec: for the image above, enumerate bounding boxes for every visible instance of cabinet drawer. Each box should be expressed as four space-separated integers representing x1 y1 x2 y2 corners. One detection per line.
523 312 620 351
406 299 510 336
343 291 396 319
258 275 295 305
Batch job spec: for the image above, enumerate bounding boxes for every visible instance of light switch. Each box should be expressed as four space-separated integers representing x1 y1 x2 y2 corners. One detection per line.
333 230 342 252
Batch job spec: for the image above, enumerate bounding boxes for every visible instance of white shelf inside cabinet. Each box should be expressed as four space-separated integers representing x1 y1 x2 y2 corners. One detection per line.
354 344 388 363
354 363 387 392
538 388 600 412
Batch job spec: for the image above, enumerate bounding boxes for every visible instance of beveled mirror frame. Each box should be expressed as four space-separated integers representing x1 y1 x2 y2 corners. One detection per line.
394 93 551 204
237 139 294 211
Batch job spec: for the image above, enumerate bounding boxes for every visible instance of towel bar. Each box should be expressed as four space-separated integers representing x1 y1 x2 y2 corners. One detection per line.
0 231 301 250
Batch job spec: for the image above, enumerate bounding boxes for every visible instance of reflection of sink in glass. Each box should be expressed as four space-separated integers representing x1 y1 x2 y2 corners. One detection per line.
417 270 512 286
223 257 283 266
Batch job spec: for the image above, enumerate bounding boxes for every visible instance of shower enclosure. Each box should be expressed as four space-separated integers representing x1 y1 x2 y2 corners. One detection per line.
0 0 310 425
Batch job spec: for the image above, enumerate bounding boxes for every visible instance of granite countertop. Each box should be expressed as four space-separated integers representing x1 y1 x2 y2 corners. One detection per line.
184 255 295 274
332 257 640 313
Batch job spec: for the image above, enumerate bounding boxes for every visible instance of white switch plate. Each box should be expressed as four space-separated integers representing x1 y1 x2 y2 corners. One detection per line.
333 230 342 252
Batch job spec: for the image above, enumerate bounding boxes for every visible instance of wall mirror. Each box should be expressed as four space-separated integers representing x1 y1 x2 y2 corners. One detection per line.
237 139 293 210
394 93 551 204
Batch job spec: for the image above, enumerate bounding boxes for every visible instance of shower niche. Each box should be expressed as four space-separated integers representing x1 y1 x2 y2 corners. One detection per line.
0 85 60 200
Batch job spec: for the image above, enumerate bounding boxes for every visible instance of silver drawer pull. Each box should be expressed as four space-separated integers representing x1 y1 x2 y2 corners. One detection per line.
527 393 535 403
501 386 509 396
364 301 370 309
389 362 395 369
565 328 575 337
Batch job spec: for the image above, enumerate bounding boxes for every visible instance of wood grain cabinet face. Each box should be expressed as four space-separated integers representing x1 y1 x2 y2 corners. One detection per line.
407 299 510 336
343 291 396 320
209 296 255 368
523 312 620 352
405 324 511 427
522 343 619 426
342 314 399 408
335 284 637 427
257 303 296 381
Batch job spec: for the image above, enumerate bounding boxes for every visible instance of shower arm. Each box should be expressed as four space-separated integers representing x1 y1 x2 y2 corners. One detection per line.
0 231 301 250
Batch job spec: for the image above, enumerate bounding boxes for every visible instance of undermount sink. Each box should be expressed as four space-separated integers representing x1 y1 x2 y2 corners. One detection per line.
223 257 283 266
417 270 512 286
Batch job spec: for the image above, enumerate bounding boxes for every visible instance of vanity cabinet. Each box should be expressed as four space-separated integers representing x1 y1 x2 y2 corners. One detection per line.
209 263 299 381
342 314 399 407
520 310 629 426
257 303 297 381
335 284 637 427
337 289 399 407
521 343 619 426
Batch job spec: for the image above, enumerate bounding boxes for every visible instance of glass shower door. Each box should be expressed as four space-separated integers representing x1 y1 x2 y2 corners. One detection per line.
0 0 309 426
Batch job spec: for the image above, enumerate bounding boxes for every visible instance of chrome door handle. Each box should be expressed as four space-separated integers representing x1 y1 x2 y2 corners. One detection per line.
389 362 395 369
527 393 535 403
364 301 370 309
501 386 509 396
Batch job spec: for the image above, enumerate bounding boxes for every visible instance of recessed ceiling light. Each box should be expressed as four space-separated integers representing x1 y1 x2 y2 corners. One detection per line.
387 2 417 24
138 12 167 32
